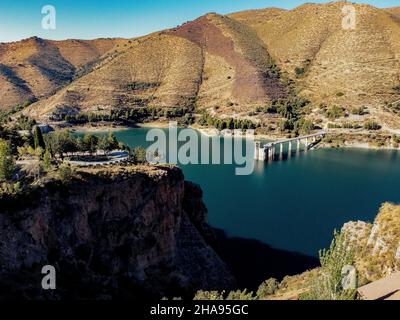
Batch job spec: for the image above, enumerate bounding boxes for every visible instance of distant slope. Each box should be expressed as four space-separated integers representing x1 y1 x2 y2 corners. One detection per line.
167 14 287 114
231 2 400 111
0 37 123 110
4 2 400 131
24 34 204 119
227 7 286 29
386 7 400 20
25 13 288 120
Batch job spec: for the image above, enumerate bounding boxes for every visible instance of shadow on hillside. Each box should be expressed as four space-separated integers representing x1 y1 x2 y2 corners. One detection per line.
211 228 319 291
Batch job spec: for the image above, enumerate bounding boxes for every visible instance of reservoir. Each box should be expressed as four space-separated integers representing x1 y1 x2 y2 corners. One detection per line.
79 128 400 257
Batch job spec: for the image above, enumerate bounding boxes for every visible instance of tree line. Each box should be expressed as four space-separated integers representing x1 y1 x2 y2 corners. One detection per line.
198 113 257 130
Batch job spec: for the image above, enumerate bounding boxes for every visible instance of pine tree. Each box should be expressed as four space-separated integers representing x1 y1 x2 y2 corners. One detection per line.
0 139 15 181
97 136 109 155
107 131 119 151
33 126 46 150
43 149 52 172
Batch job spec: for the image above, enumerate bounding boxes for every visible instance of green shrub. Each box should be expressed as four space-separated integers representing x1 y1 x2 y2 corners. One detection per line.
351 106 367 115
226 289 256 300
326 106 345 120
193 290 224 300
257 278 279 298
363 121 381 130
0 181 22 197
393 85 400 93
132 147 147 164
43 149 53 172
58 163 73 182
295 67 306 78
300 231 357 300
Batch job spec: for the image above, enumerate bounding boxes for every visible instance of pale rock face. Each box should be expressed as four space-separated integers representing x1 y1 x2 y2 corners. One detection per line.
367 223 380 246
372 238 388 255
395 243 400 261
342 220 370 243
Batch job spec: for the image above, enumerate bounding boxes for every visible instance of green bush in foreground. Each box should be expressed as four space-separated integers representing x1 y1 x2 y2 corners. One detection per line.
193 291 225 300
226 289 256 300
58 163 74 183
257 278 279 298
300 231 357 300
43 149 53 172
131 147 147 163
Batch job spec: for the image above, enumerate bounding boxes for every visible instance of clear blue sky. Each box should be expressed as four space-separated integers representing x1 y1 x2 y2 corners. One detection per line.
0 0 398 42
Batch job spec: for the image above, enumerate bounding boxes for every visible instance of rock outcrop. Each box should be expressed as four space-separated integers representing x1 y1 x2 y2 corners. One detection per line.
342 203 400 284
0 164 235 299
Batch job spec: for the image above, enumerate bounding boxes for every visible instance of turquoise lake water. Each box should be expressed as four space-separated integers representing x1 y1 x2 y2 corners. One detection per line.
80 128 400 257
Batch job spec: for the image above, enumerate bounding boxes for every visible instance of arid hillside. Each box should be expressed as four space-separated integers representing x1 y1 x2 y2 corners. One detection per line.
22 13 287 121
386 7 400 21
233 2 400 129
1 2 400 133
0 37 124 109
227 8 287 29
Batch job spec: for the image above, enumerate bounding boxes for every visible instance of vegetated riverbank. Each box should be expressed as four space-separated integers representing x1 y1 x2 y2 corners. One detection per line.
48 119 400 151
52 121 172 133
319 132 400 151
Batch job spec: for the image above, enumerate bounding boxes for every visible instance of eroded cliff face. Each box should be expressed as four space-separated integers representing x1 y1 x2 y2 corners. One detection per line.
0 165 235 299
342 203 400 285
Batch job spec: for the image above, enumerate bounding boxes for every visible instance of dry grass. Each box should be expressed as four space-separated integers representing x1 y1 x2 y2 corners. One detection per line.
3 2 400 133
344 203 400 283
232 2 400 130
25 34 203 119
0 37 123 110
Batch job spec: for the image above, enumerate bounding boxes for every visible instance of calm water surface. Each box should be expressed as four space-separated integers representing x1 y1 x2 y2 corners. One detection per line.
80 128 400 256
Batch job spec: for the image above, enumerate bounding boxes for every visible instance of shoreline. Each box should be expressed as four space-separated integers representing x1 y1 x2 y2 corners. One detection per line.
54 121 171 132
52 122 400 151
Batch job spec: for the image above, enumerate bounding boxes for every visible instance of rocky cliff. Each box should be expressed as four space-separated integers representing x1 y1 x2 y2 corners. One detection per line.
342 203 400 285
253 203 400 300
0 164 235 299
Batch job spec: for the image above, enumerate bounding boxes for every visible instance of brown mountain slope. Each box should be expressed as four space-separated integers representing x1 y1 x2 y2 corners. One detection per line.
0 37 123 110
231 2 400 126
24 14 288 120
227 7 286 29
386 7 400 18
166 14 287 113
6 2 400 132
24 34 203 119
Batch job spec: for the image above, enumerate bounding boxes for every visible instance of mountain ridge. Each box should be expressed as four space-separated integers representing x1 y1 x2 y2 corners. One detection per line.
2 2 400 133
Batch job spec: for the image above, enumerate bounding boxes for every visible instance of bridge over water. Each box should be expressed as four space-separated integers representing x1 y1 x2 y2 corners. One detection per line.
254 131 327 161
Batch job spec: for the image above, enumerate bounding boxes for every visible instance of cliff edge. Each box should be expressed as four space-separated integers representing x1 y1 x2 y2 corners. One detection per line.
0 164 235 299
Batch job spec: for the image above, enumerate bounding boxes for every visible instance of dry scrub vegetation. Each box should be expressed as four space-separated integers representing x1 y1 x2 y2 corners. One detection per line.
1 2 400 139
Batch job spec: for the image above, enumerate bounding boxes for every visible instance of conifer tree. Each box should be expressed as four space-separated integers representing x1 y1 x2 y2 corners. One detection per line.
43 149 52 172
33 126 46 150
0 139 15 181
